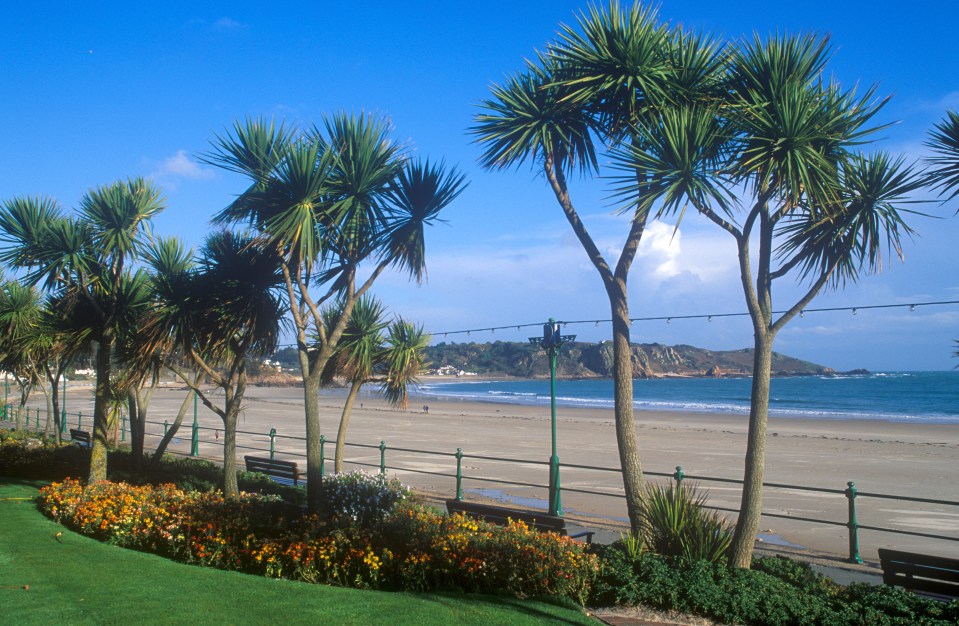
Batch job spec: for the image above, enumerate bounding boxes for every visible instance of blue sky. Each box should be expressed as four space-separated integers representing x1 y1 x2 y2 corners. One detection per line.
1 1 957 371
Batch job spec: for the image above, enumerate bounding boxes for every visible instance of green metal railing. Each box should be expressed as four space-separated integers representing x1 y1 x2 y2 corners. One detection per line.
3 405 957 564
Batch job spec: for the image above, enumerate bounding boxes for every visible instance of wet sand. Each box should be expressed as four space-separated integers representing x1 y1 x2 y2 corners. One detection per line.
54 380 959 565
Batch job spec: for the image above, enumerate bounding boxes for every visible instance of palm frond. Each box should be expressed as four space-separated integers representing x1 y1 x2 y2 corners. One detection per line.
471 56 600 175
779 152 924 287
382 159 468 282
925 109 959 206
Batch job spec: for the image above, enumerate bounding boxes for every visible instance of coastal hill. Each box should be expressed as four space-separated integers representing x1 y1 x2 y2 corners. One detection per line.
424 341 846 379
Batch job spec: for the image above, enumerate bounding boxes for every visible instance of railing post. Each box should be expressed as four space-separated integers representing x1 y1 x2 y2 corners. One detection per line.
379 440 386 475
269 428 276 460
163 420 169 436
77 411 82 431
121 414 126 442
674 466 685 486
190 420 198 456
35 406 40 428
845 481 863 564
455 448 463 500
320 435 326 479
61 408 66 433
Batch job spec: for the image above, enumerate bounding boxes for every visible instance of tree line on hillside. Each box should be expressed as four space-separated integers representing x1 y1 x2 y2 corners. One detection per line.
418 341 836 378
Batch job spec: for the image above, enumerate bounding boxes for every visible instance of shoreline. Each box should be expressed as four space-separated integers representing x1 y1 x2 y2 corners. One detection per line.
411 374 959 425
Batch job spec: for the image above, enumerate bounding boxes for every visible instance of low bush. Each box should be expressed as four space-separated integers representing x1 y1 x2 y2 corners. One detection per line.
590 543 959 625
640 481 732 563
319 470 412 528
0 435 88 480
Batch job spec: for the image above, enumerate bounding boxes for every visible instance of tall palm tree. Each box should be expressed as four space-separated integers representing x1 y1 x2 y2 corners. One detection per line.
0 180 163 481
611 33 924 567
202 114 466 511
144 232 286 497
472 2 724 531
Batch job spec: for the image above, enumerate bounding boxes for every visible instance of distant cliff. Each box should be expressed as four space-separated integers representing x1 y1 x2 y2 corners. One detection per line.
423 341 844 379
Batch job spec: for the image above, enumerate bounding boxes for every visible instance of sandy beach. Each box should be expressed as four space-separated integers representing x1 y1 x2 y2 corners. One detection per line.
44 380 959 567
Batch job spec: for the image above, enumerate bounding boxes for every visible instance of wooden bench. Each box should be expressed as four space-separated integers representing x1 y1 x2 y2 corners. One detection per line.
69 428 91 448
446 499 594 544
878 548 959 601
244 456 301 486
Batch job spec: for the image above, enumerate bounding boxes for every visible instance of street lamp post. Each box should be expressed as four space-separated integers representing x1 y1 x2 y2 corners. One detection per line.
529 318 575 517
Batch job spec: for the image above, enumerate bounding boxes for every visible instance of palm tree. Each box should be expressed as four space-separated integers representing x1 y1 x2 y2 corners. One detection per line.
202 114 466 511
0 180 163 482
611 33 924 567
472 2 724 532
0 281 43 430
381 318 431 410
144 232 286 497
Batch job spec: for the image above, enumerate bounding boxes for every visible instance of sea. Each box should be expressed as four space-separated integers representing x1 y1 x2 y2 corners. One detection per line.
415 371 959 425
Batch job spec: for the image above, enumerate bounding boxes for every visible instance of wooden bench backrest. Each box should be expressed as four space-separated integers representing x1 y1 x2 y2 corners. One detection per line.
69 429 91 447
878 548 959 599
446 499 566 534
244 456 300 485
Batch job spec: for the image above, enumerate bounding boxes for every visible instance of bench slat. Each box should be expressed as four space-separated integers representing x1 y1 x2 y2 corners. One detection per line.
244 456 300 486
878 548 959 600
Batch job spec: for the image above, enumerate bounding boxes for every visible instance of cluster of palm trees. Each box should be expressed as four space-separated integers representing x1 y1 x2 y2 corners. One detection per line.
0 112 466 503
472 1 958 568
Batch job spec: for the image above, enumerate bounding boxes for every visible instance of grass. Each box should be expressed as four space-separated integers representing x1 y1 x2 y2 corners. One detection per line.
0 478 595 625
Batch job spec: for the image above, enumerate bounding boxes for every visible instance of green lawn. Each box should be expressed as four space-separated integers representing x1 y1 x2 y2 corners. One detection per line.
0 478 595 625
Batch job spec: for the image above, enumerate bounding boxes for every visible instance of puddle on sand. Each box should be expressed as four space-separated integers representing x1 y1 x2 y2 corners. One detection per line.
757 533 805 549
466 488 548 511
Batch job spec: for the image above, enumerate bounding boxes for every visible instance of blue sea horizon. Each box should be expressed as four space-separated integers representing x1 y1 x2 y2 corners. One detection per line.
415 371 959 425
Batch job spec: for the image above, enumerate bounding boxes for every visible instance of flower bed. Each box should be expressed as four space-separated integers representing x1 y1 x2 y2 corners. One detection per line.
37 477 597 602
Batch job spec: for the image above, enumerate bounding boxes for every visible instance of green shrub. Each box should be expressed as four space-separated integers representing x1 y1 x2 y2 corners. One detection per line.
319 470 412 528
640 481 732 563
0 436 88 480
589 544 959 625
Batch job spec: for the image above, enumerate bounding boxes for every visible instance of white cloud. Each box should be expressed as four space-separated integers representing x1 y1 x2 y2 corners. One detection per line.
148 150 215 188
212 17 248 33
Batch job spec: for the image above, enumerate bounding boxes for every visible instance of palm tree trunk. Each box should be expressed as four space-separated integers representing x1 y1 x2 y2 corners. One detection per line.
128 390 144 468
728 331 774 568
151 388 194 464
304 368 323 510
222 406 239 498
49 374 62 444
608 283 644 532
335 380 362 473
88 334 113 483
